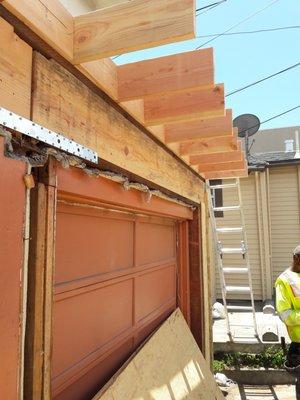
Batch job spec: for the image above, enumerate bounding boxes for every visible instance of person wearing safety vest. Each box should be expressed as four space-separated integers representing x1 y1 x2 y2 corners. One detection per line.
276 245 300 368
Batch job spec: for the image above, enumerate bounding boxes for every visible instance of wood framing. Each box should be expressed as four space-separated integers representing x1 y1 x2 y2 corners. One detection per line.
203 169 248 179
189 148 243 165
32 53 205 204
144 84 225 126
165 109 233 143
198 160 247 173
0 16 32 118
117 48 214 101
25 160 57 400
73 0 196 63
180 136 238 156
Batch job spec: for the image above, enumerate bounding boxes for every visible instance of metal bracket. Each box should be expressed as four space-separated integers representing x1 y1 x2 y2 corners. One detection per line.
0 107 98 163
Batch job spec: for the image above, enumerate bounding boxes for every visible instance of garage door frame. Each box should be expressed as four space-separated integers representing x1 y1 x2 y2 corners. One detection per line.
25 158 196 399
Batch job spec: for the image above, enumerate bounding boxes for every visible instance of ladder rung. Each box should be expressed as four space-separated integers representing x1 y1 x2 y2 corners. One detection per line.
213 205 240 212
221 247 245 254
210 183 238 190
227 305 254 311
216 227 243 233
222 267 248 274
225 286 251 293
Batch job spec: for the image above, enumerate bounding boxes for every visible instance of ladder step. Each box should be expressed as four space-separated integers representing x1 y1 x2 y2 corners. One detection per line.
222 267 248 274
227 305 254 311
210 183 238 190
213 205 240 212
217 227 243 233
221 247 245 254
225 286 251 293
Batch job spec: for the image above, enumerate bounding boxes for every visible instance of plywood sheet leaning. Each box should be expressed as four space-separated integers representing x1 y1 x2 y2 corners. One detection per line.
93 308 225 400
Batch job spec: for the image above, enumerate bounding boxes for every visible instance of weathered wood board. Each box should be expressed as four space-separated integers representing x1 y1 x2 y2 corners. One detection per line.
31 53 204 203
93 309 224 400
0 16 32 117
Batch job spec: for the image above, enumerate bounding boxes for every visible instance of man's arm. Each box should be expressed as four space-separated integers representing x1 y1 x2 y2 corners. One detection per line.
276 281 300 326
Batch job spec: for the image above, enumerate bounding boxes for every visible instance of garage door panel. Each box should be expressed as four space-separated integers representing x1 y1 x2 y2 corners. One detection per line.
53 339 134 400
136 222 175 265
52 279 133 379
135 265 176 322
55 206 134 283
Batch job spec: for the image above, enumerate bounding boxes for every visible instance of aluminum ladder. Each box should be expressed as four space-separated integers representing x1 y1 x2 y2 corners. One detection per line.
207 178 259 341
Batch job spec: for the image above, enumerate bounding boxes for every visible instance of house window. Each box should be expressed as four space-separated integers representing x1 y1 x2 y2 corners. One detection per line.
209 179 223 218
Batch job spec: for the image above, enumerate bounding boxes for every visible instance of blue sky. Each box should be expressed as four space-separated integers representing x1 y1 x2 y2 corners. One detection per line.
115 0 300 129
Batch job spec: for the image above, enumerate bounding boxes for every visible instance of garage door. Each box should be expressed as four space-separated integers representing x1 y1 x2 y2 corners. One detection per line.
52 166 191 400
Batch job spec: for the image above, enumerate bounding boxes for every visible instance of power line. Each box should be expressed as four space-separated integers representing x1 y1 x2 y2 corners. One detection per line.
196 25 300 38
196 0 281 49
226 62 300 97
196 0 227 16
238 105 300 136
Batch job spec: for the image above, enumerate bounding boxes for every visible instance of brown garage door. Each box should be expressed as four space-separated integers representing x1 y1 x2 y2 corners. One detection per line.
52 166 192 399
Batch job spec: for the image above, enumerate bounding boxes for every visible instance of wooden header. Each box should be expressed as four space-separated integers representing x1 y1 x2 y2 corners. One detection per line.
73 0 196 63
117 48 214 101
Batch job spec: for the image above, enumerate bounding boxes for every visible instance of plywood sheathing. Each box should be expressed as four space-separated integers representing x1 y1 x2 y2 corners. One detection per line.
73 0 196 63
32 53 204 204
93 309 224 400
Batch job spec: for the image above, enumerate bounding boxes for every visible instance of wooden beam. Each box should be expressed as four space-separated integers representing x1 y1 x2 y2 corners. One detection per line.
144 84 225 126
32 53 205 204
202 169 248 180
1 0 73 60
73 0 196 63
189 148 243 165
198 159 247 173
117 48 214 101
0 17 32 118
165 109 232 144
91 0 130 8
180 136 238 156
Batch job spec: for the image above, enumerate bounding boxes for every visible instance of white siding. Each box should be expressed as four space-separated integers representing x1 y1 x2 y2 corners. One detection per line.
269 166 300 284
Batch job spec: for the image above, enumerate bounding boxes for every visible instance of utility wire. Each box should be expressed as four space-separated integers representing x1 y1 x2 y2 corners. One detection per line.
196 0 281 49
226 62 300 97
196 25 300 38
196 0 227 15
238 105 300 136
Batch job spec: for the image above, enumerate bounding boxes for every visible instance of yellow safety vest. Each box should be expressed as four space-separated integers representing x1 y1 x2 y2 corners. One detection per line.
275 268 300 342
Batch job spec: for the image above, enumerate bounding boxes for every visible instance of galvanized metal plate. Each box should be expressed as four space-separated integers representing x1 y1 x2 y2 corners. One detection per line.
0 107 98 163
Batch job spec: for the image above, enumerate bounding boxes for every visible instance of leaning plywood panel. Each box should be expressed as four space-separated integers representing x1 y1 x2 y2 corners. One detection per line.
93 309 224 400
31 53 204 203
0 17 32 117
0 137 27 400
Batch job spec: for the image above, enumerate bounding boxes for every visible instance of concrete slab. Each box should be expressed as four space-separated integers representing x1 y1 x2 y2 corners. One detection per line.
213 302 290 345
226 384 295 400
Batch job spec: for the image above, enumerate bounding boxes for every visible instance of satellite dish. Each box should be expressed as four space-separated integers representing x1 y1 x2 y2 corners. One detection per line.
233 114 260 138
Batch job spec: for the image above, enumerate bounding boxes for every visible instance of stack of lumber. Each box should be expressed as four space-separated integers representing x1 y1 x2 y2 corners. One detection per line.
93 309 224 400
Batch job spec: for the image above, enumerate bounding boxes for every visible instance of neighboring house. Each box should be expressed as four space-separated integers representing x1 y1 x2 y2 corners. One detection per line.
213 127 300 301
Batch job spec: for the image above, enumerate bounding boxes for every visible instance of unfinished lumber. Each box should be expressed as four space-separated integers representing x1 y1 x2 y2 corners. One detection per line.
144 85 225 126
0 17 32 117
1 0 73 60
73 0 196 63
93 309 224 400
117 48 214 101
165 109 233 143
32 53 205 203
180 136 238 156
189 148 243 165
203 169 248 179
198 159 247 173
